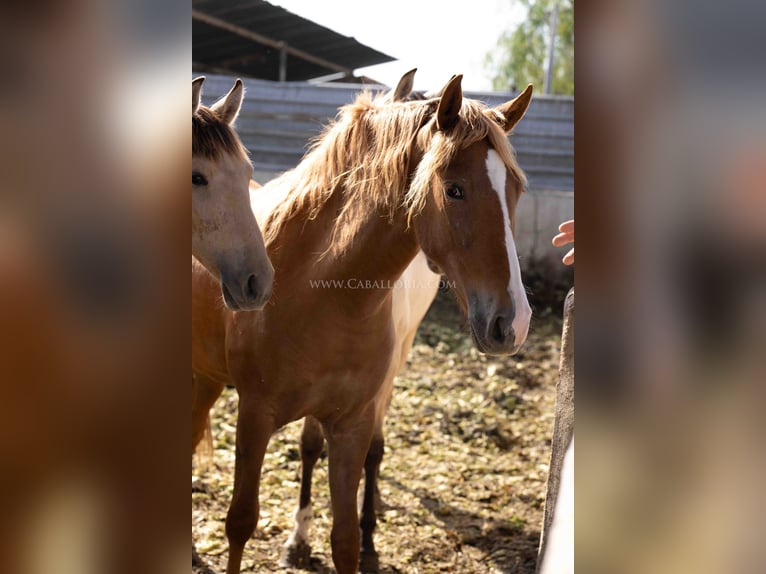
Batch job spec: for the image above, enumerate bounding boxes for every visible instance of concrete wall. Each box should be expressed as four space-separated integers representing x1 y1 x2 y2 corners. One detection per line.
515 190 574 265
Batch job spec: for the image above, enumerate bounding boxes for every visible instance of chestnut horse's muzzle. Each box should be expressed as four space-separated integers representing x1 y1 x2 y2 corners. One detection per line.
468 303 525 356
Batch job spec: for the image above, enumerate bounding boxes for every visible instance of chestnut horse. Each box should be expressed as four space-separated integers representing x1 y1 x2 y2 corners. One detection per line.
192 77 274 310
283 82 535 572
191 74 533 574
282 73 444 571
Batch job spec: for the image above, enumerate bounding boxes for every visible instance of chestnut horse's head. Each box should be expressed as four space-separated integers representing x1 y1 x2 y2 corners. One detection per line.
409 76 533 355
192 77 273 310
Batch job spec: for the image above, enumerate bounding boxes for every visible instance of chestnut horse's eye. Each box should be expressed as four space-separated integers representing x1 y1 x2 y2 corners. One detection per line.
192 173 208 186
444 184 465 200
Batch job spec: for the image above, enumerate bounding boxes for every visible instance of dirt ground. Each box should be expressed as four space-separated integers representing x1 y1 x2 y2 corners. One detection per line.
192 278 566 574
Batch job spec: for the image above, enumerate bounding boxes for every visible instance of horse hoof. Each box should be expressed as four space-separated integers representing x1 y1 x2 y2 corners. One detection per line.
279 540 312 568
359 549 380 573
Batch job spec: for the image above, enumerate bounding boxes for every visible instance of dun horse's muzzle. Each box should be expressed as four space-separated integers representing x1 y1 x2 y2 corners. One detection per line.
221 269 274 311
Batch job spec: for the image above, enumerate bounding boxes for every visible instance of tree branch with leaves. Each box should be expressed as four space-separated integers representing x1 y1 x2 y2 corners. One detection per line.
485 0 573 95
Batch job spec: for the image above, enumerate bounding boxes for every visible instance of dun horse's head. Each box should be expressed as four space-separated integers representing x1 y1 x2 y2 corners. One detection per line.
192 77 273 310
409 76 533 355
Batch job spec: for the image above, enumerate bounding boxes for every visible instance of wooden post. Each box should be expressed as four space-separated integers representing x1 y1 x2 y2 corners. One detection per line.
537 287 574 573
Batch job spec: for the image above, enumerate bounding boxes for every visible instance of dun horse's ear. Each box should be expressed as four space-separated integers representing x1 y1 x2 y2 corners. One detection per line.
436 74 463 131
389 68 417 102
495 83 533 133
193 77 205 115
211 78 245 125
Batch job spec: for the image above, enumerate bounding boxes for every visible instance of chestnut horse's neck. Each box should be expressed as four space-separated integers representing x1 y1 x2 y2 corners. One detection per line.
324 190 420 284
259 97 434 302
265 180 420 301
266 97 433 237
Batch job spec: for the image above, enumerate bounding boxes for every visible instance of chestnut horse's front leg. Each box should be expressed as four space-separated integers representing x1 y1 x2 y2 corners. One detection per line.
280 415 325 568
324 405 376 574
225 389 274 574
359 430 385 572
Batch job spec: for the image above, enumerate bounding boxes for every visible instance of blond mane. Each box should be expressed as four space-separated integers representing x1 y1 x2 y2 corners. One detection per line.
407 100 527 216
262 91 526 249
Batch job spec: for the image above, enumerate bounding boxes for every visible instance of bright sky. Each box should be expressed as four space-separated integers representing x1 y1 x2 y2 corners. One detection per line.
270 0 525 92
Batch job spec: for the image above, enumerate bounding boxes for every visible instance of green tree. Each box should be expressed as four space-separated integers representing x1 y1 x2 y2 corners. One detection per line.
485 0 574 95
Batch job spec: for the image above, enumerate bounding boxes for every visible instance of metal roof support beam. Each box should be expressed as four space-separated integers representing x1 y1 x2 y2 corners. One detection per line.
192 61 236 76
279 45 287 82
192 9 354 78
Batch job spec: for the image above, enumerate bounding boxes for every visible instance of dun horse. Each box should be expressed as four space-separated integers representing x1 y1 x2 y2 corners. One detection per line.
191 75 533 574
192 77 273 310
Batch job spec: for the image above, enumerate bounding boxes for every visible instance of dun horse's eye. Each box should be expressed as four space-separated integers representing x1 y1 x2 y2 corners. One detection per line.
192 173 208 186
444 184 465 200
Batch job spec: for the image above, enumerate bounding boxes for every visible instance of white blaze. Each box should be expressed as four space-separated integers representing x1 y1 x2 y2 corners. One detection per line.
485 149 532 348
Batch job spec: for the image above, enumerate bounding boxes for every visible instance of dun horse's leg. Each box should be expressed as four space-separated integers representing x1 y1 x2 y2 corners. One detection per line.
280 415 324 567
324 409 375 574
359 431 385 572
192 373 224 454
224 392 273 574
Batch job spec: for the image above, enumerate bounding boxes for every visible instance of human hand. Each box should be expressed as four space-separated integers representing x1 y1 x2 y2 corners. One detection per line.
552 220 574 265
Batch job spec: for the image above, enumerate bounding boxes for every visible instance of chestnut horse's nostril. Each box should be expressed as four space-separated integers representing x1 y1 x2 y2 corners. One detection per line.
245 273 259 301
489 314 515 347
490 315 506 345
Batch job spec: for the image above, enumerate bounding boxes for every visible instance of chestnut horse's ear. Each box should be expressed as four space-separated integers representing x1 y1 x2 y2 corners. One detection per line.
193 77 205 115
436 74 463 131
495 83 533 133
211 78 244 125
389 68 417 102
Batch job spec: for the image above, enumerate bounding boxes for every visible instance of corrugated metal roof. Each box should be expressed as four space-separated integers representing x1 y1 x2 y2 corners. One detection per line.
192 0 396 81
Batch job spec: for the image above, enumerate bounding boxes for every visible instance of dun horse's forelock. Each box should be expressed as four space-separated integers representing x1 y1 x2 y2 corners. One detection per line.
192 106 248 160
